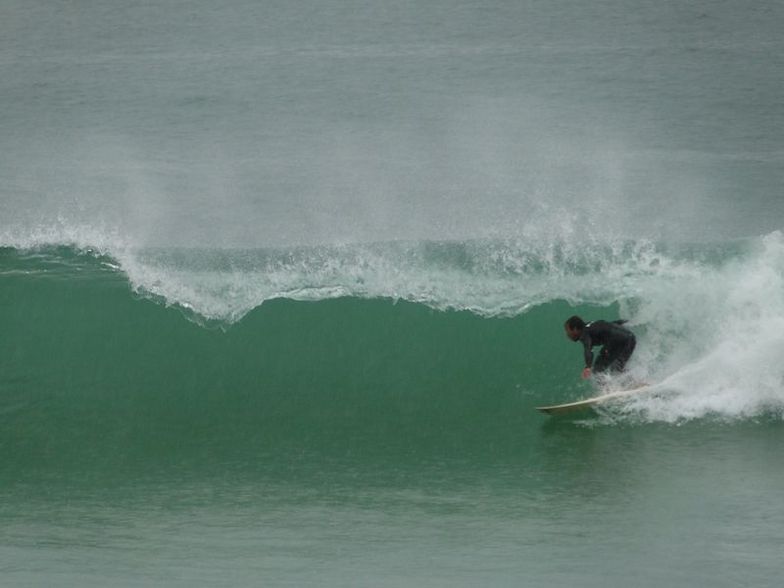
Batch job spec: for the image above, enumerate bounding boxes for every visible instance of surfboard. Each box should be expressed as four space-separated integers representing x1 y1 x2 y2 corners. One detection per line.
536 384 651 415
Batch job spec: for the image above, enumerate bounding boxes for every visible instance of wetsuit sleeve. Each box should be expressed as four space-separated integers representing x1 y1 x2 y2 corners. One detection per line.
580 333 593 368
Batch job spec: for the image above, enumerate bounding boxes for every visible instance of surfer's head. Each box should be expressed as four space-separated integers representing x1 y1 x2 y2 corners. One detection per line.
564 315 585 341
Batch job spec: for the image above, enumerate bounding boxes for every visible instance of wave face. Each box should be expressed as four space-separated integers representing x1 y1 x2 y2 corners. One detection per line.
2 231 784 482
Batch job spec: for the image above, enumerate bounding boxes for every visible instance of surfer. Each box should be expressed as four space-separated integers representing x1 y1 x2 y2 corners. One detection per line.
564 315 636 379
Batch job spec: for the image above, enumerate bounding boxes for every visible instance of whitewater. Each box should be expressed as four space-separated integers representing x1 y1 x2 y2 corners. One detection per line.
2 0 784 586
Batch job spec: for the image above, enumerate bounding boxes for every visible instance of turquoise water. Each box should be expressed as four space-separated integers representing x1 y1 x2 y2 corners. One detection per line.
2 0 784 586
2 242 784 586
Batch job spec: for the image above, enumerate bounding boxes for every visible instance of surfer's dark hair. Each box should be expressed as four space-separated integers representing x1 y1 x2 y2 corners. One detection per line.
565 315 586 331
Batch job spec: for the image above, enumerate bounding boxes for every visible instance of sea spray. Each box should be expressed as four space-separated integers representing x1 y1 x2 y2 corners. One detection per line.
0 226 676 321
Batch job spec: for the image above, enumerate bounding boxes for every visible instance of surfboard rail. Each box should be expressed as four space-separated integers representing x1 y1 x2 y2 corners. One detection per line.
536 384 651 415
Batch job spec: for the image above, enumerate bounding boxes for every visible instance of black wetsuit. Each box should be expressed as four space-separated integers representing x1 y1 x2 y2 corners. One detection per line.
579 320 636 374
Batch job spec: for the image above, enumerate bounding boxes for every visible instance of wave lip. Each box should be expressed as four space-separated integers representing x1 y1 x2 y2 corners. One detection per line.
0 228 706 323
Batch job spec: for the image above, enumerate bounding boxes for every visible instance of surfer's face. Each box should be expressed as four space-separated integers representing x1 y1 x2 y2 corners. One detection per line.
565 325 581 342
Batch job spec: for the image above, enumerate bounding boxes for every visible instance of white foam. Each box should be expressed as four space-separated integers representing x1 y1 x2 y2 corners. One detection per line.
108 236 678 322
0 220 130 256
618 231 784 422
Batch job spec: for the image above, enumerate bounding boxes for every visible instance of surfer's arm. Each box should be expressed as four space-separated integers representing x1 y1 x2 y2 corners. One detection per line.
579 334 593 378
580 333 593 369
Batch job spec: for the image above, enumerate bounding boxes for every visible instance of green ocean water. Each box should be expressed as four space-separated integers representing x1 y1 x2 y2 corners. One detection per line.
0 245 586 478
2 243 784 586
3 0 784 585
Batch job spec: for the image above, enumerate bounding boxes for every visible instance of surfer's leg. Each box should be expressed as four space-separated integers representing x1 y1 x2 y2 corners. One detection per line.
593 349 611 373
607 337 636 373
